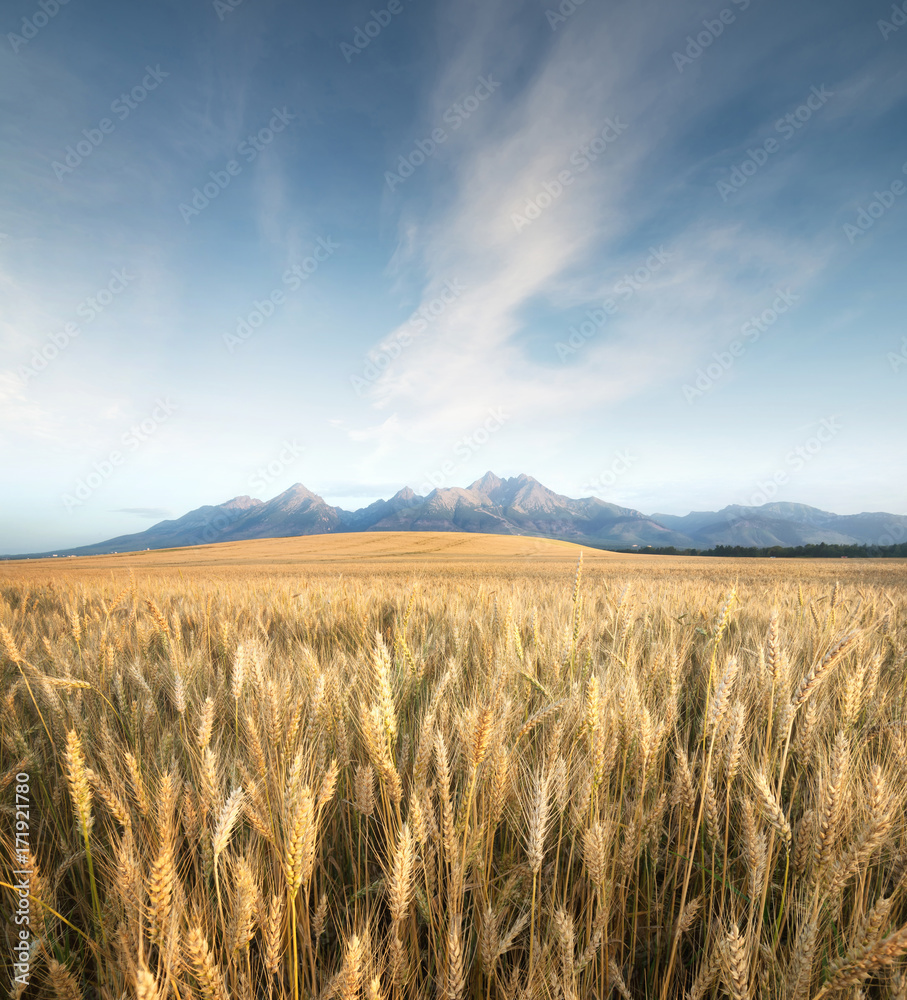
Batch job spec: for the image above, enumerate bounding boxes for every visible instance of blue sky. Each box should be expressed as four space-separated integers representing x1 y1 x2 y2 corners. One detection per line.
1 0 905 553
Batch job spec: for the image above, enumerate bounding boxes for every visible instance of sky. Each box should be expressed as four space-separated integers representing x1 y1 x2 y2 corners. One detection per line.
1 0 905 554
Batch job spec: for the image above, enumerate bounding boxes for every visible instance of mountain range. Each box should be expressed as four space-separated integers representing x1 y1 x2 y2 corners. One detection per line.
12 473 907 558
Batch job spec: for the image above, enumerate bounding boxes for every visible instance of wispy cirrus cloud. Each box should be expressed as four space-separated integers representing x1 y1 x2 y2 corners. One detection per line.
353 0 851 456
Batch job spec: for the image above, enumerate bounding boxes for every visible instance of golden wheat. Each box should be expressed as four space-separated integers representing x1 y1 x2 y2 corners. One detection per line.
0 548 905 999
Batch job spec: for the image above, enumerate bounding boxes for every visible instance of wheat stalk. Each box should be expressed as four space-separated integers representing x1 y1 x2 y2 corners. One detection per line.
47 958 82 1000
212 787 245 862
752 770 791 850
792 632 859 710
285 785 315 898
813 924 907 999
387 822 416 923
186 925 227 1000
721 924 750 1000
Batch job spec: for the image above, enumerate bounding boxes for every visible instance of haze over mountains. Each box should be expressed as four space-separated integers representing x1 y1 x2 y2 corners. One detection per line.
12 473 907 558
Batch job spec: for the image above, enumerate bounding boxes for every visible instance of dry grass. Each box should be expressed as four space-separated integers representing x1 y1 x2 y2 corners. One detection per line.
1 534 907 998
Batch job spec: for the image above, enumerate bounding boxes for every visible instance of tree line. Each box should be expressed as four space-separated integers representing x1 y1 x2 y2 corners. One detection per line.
613 541 907 558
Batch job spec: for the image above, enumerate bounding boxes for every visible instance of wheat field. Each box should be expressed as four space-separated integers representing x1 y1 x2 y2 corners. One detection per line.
2 534 907 999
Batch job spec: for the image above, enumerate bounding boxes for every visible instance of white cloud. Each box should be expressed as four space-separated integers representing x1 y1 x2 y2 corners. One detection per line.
355 1 841 460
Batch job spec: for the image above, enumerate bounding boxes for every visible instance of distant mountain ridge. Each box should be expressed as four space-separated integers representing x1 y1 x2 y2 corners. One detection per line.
11 473 907 557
